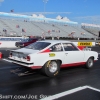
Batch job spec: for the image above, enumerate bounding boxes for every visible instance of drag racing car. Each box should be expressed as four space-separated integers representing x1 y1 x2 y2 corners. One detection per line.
15 38 38 48
9 40 98 77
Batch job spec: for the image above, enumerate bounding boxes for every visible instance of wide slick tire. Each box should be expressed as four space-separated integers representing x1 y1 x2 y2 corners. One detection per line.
85 57 94 69
42 60 60 77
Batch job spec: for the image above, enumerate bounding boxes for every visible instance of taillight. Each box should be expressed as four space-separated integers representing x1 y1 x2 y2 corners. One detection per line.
9 52 12 57
26 56 30 61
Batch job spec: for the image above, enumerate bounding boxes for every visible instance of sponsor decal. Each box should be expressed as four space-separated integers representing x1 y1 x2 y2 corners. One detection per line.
47 60 51 67
49 53 55 57
78 42 92 46
54 71 58 76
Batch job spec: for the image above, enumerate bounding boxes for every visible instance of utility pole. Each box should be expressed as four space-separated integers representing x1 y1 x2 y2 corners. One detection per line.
43 0 48 15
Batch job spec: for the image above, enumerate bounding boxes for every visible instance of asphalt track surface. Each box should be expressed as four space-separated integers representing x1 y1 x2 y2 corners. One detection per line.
0 47 100 100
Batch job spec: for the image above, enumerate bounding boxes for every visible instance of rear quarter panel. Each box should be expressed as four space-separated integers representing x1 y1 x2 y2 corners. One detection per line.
83 51 98 62
30 52 64 66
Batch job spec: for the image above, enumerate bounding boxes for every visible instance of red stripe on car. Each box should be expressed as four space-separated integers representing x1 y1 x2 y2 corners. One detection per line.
77 46 86 50
40 49 51 53
61 62 86 68
30 66 42 69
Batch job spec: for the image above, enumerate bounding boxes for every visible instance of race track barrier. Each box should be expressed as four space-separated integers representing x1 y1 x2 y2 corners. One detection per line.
0 41 17 48
0 37 27 48
0 39 96 48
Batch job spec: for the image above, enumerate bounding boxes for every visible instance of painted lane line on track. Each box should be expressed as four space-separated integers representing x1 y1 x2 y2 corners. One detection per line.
40 86 100 100
87 86 100 92
2 58 13 63
40 86 88 100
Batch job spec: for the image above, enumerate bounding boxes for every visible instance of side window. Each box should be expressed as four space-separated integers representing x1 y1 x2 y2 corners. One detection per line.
50 43 63 52
28 39 32 42
63 43 78 51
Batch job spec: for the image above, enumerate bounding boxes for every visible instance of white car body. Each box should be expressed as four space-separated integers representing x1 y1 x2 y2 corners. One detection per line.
9 40 98 70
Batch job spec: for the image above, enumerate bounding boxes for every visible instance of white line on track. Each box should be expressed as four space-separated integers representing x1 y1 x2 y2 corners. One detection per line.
2 58 13 63
40 86 100 100
87 86 100 92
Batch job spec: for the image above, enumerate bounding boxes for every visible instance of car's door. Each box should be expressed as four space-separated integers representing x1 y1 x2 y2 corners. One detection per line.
62 43 85 65
48 43 65 63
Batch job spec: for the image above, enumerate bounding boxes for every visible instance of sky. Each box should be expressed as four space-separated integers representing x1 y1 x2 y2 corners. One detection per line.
0 0 100 24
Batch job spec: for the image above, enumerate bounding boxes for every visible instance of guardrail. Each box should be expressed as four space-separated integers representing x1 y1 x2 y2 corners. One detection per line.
0 37 25 41
0 41 17 48
0 37 28 48
73 42 96 47
0 36 96 48
0 41 96 48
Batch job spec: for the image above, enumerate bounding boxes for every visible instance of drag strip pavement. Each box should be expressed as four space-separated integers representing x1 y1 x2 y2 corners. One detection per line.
0 55 100 100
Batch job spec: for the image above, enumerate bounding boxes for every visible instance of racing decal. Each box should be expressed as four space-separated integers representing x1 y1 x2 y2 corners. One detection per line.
40 49 51 53
54 71 58 76
47 60 51 67
77 46 86 50
78 42 92 46
49 53 55 57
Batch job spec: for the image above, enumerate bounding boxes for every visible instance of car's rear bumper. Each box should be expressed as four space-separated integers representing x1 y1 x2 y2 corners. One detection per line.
8 58 42 69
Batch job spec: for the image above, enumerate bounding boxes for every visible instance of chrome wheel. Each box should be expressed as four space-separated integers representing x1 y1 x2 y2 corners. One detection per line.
42 60 60 77
48 61 58 73
87 58 93 68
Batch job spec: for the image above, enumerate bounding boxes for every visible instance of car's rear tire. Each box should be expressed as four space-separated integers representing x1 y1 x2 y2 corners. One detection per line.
85 57 94 69
42 60 60 77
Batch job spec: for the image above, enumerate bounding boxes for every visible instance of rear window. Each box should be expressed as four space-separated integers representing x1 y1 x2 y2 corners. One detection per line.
25 42 51 50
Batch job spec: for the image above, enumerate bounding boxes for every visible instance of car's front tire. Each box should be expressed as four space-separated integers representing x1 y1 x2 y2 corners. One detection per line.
85 57 94 69
42 60 61 77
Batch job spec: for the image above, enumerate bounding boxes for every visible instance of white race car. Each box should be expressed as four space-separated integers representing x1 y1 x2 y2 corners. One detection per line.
9 40 98 77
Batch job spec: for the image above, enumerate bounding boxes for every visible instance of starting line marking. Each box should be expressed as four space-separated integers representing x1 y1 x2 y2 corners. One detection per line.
40 86 100 100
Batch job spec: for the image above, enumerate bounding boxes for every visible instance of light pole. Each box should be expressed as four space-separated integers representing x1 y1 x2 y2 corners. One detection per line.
43 0 48 15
